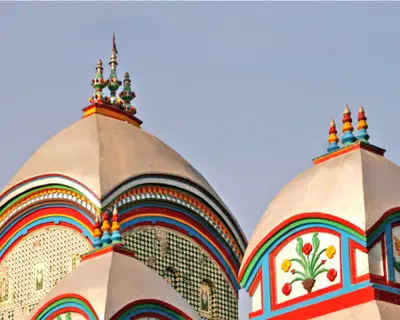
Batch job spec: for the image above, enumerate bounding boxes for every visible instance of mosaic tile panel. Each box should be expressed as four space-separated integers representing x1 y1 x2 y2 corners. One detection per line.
124 226 238 320
0 227 92 320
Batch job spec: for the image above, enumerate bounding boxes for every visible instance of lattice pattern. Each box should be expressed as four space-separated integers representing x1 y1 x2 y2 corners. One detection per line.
0 227 92 320
124 226 238 320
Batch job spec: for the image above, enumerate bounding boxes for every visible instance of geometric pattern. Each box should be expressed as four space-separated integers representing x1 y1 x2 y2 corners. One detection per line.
0 226 92 320
124 226 238 320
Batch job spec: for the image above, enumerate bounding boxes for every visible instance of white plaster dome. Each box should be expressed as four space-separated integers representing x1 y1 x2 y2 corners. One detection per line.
241 146 400 270
1 114 220 200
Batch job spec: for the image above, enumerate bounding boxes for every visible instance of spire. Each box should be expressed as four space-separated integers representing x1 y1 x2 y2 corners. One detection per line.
357 105 370 143
107 33 123 106
119 72 137 114
89 60 108 103
327 119 340 152
100 212 112 246
341 104 357 146
110 207 123 244
93 215 103 249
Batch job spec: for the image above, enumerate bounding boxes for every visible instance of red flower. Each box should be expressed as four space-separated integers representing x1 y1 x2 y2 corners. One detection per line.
302 243 313 255
291 269 295 274
321 260 326 265
282 282 292 296
327 268 337 282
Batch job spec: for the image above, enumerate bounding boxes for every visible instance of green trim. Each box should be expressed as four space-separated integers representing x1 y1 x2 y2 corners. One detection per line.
240 218 366 287
36 297 97 320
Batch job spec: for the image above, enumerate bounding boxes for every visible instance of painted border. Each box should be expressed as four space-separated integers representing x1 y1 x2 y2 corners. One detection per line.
349 239 370 284
248 268 264 319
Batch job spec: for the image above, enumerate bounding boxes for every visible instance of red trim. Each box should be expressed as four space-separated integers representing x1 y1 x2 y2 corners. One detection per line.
313 141 385 165
269 286 375 320
131 313 169 320
248 268 264 318
44 307 90 320
31 293 99 320
110 299 193 320
349 239 370 284
239 212 364 281
269 227 342 311
81 245 134 262
367 206 400 234
369 235 387 283
0 207 93 261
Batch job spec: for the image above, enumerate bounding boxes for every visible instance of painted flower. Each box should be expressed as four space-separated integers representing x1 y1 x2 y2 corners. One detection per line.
281 259 292 272
291 269 295 274
321 260 326 265
327 268 337 282
282 282 292 296
326 246 336 259
302 243 313 256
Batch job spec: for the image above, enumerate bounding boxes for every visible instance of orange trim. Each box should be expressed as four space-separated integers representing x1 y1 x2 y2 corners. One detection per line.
249 268 264 318
81 244 134 262
313 141 385 165
349 239 370 284
82 103 142 127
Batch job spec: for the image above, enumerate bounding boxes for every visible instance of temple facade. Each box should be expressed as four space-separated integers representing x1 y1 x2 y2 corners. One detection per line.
0 38 246 320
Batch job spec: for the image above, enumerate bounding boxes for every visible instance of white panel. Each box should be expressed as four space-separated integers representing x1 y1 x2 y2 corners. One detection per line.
355 248 369 277
251 282 262 312
392 226 400 283
369 241 384 276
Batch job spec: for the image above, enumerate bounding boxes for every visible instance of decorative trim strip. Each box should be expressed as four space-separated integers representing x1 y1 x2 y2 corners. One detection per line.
349 239 370 284
110 299 192 320
248 268 264 319
32 294 99 320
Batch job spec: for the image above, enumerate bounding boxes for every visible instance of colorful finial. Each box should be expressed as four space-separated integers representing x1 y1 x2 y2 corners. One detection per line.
107 33 123 106
119 72 137 114
89 59 108 104
100 212 112 246
93 215 103 249
341 104 357 146
357 105 370 143
110 207 123 244
327 119 340 152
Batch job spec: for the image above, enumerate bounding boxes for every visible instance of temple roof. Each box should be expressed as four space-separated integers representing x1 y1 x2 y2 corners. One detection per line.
2 113 220 200
30 247 200 319
241 145 400 271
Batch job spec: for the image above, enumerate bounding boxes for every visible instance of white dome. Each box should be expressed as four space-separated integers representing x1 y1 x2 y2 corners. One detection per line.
241 147 400 272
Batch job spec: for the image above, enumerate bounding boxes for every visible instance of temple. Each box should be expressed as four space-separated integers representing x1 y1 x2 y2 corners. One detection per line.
0 36 399 320
240 105 400 319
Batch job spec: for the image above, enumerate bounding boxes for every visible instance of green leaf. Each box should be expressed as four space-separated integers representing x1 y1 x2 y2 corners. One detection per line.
313 268 329 278
291 258 306 271
290 277 304 285
310 247 327 273
311 232 320 267
293 270 307 278
296 237 304 257
311 262 324 278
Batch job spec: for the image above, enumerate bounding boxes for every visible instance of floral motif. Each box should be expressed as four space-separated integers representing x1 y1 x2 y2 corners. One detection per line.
280 232 338 295
282 282 292 296
327 268 337 282
281 259 292 272
326 245 336 259
302 243 313 255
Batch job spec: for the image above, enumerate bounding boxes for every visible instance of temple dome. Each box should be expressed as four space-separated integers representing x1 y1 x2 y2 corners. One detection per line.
29 248 200 319
2 114 220 201
241 146 400 269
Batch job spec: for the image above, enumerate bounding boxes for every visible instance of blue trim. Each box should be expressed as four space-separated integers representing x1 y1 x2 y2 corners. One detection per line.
0 204 94 258
121 308 177 319
385 224 395 282
243 223 370 319
372 283 400 294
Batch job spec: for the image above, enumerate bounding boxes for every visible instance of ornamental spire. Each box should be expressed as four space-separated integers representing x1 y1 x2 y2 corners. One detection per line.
341 104 357 146
357 105 370 143
110 207 123 244
119 72 137 114
93 215 103 249
100 212 112 246
89 60 108 103
327 119 340 152
107 33 123 106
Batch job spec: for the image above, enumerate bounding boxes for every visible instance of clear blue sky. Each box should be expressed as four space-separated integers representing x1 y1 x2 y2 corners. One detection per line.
1 2 400 319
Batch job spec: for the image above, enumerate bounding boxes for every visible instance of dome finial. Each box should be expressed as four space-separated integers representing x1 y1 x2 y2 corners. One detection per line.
89 59 107 103
119 72 137 114
100 212 112 246
357 105 370 143
327 118 340 152
107 33 123 106
110 207 123 244
341 104 357 146
93 215 103 249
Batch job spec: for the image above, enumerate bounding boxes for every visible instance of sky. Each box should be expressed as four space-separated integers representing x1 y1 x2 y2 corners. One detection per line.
1 2 400 319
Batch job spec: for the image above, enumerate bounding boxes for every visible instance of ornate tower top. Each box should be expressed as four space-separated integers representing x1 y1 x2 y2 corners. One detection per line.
82 34 143 128
341 104 357 146
327 119 340 152
357 105 370 143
